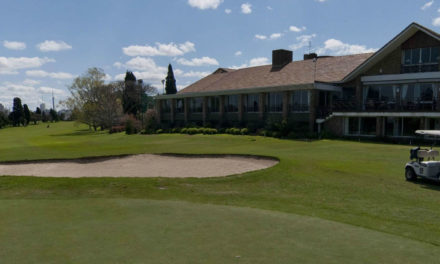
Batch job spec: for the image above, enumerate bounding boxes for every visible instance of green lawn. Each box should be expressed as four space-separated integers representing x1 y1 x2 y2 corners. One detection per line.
1 122 440 263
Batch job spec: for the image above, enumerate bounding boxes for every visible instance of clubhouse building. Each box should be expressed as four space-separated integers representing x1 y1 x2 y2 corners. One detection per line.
156 23 440 138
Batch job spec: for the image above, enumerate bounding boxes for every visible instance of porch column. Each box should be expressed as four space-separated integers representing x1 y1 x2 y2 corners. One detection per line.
202 97 208 126
155 99 162 123
219 95 225 123
376 117 384 137
259 93 266 121
309 90 318 133
184 98 189 124
170 99 175 124
355 77 363 111
238 94 244 123
282 91 290 121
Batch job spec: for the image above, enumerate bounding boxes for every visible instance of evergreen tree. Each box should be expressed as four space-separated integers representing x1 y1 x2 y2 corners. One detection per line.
12 97 24 126
165 64 177 95
35 107 41 115
49 109 59 122
122 71 138 116
23 104 31 125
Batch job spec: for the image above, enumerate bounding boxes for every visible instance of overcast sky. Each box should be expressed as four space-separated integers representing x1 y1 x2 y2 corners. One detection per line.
1 0 440 109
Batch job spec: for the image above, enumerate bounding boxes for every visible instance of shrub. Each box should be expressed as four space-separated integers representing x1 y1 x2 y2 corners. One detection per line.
124 115 141 135
156 129 164 134
144 109 159 134
180 128 188 134
109 125 124 134
202 128 218 135
171 127 181 133
240 128 249 135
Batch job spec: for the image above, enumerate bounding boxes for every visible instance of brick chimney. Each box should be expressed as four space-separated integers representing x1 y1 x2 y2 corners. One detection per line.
303 53 318 60
272 49 293 71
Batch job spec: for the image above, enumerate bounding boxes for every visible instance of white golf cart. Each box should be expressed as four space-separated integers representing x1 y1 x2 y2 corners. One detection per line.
405 130 440 182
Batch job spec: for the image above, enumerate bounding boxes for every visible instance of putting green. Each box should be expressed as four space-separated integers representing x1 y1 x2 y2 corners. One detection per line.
0 199 438 264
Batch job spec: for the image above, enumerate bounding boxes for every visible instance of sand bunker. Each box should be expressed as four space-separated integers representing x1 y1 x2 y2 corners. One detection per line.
0 154 278 178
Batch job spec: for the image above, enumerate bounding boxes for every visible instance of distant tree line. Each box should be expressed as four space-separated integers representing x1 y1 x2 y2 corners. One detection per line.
0 97 61 129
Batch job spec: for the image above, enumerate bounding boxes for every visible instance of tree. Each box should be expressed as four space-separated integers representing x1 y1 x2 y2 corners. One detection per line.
11 97 24 126
122 71 138 116
165 64 177 95
63 68 123 130
23 104 31 125
49 109 59 122
0 111 8 128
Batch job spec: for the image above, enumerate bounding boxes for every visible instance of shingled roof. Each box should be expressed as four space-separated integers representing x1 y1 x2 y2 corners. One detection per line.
178 53 373 94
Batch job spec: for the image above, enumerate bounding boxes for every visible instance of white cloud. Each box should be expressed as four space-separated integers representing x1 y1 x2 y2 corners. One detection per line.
225 9 231 14
241 3 252 14
267 6 273 10
181 71 211 78
0 57 55 75
230 57 269 69
122 41 195 57
176 56 219 66
38 86 66 95
26 70 75 79
115 57 168 85
37 40 72 52
270 33 283 39
422 0 434 10
316 39 377 55
104 74 112 82
255 34 267 40
23 79 40 86
289 34 317 51
3 41 26 50
433 17 440 27
188 0 223 9
316 0 327 2
113 62 123 68
235 51 242 56
289 26 306 33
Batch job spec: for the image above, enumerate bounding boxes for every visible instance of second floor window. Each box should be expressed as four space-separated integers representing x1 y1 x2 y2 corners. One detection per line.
208 96 220 113
176 99 184 113
190 97 203 113
245 94 259 112
402 47 440 73
290 90 310 112
225 95 239 112
266 92 283 112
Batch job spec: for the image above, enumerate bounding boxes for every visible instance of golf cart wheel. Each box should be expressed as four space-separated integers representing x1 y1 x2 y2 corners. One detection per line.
405 167 417 181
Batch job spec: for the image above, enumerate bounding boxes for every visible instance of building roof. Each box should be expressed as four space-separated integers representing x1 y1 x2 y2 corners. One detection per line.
178 53 372 95
342 22 440 82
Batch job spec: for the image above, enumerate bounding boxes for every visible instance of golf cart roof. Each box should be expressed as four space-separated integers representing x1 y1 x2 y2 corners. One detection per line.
415 130 440 136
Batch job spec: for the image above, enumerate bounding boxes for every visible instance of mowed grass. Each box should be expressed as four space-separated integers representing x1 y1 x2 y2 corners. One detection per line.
1 122 440 263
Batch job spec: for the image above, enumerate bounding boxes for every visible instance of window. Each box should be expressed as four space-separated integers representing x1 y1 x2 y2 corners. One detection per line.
208 96 220 113
245 94 259 112
290 90 310 112
266 92 283 112
176 99 184 113
189 97 203 113
402 47 440 73
363 85 397 110
225 95 239 112
161 100 171 113
401 83 437 102
346 117 376 136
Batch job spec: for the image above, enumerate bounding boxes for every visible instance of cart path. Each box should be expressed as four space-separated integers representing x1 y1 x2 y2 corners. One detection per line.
0 154 278 178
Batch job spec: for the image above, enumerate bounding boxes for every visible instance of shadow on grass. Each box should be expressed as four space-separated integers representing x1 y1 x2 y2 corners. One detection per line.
412 178 440 191
50 129 101 137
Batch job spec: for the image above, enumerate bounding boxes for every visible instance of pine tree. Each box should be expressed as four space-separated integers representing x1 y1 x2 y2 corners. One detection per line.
23 104 31 125
165 64 177 95
12 97 24 126
122 71 138 116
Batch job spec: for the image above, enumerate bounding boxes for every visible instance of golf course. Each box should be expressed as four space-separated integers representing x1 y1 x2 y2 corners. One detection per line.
1 122 440 263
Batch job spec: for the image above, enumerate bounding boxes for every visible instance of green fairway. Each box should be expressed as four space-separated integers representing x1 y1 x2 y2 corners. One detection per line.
1 122 440 263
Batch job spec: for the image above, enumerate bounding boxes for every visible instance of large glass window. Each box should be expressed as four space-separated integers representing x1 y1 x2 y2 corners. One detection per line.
208 96 220 113
346 117 376 136
401 83 437 102
245 94 259 112
402 47 440 73
176 99 184 113
161 99 171 113
225 95 238 112
266 92 283 112
290 90 310 112
189 97 203 113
